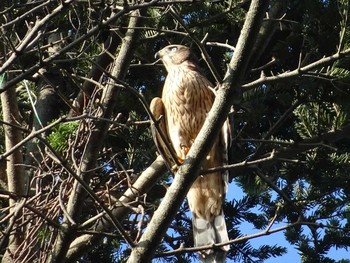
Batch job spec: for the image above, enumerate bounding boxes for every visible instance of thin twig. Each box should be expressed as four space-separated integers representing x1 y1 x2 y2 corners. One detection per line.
242 48 350 91
206 41 235 51
39 137 137 247
58 180 76 226
168 7 223 84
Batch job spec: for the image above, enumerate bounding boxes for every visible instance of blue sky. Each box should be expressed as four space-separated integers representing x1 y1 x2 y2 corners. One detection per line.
147 177 349 262
225 183 350 262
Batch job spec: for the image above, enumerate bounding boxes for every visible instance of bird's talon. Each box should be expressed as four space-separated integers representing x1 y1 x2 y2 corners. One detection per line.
177 157 184 164
180 144 190 156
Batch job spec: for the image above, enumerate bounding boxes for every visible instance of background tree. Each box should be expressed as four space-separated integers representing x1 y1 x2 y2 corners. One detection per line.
0 0 350 262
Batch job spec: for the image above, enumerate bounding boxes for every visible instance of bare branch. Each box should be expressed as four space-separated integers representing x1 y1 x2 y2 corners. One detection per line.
65 156 167 262
48 8 143 262
155 216 350 258
0 75 26 261
242 48 350 91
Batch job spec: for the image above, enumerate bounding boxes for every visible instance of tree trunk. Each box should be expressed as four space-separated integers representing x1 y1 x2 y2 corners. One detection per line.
0 76 25 263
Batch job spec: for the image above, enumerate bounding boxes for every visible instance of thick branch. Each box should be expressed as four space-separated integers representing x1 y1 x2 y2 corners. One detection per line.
249 0 287 67
65 156 167 262
0 76 25 263
72 30 121 115
48 10 143 263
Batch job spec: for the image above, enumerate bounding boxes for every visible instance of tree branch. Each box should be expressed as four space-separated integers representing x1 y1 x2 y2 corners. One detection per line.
0 0 160 93
48 9 143 263
204 122 350 176
0 0 75 77
0 75 26 262
65 156 167 262
168 7 223 84
242 47 350 91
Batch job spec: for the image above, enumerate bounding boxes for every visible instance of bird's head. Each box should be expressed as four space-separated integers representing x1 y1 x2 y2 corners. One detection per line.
155 45 197 71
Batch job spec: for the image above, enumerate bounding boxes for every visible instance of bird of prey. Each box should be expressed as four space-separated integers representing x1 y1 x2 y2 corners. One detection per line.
150 44 230 262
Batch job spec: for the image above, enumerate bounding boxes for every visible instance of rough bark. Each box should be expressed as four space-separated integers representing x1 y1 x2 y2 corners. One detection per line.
25 71 69 162
0 77 25 263
48 10 143 263
65 156 167 262
250 0 288 67
72 31 121 115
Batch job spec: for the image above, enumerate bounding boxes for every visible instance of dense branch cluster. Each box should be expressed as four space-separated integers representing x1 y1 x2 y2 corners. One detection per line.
0 0 350 263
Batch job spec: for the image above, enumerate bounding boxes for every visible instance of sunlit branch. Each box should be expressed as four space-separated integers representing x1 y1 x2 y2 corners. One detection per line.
0 0 75 77
206 41 236 51
242 48 350 91
204 122 350 175
0 0 164 92
155 216 350 257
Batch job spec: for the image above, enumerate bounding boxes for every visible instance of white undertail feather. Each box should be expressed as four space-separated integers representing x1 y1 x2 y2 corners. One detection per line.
192 211 229 262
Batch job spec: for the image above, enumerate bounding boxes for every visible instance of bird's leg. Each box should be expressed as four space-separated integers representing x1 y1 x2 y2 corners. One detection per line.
179 143 190 163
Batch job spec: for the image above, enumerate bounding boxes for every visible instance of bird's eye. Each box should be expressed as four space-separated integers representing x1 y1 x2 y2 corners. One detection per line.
170 46 177 52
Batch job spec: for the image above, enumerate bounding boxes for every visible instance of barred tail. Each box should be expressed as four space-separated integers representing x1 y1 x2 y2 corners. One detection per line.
192 211 229 263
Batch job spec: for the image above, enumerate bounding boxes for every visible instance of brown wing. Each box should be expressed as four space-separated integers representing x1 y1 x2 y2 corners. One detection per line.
149 97 180 173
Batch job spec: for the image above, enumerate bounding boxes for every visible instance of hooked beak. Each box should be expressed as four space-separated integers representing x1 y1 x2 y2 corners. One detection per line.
154 51 160 59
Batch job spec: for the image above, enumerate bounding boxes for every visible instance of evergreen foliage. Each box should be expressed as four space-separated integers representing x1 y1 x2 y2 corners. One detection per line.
47 121 79 154
0 0 350 262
